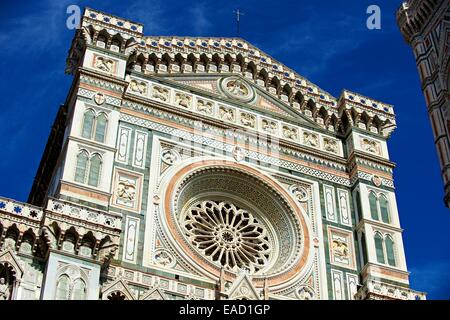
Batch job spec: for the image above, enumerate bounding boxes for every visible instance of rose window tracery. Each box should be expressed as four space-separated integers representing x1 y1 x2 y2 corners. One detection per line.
182 200 271 273
164 163 311 284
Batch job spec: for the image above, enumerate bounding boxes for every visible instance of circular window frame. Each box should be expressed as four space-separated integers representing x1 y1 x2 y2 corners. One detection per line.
179 192 280 274
157 159 313 288
219 76 255 102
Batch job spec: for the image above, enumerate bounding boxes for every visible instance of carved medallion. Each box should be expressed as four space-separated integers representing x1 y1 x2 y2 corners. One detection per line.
221 77 254 102
296 285 315 300
94 92 105 105
232 146 245 162
153 249 175 268
372 175 382 187
290 185 308 202
161 148 180 165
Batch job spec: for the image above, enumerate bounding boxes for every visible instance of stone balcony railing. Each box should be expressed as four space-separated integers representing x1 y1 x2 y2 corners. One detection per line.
356 278 426 300
0 197 43 222
46 198 121 230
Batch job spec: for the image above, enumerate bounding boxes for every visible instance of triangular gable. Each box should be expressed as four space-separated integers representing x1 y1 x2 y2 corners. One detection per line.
140 285 167 300
172 78 219 95
158 74 320 128
101 278 135 300
0 249 24 279
226 271 261 300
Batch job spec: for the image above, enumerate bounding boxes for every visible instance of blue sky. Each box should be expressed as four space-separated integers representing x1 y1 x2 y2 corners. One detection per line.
0 0 449 299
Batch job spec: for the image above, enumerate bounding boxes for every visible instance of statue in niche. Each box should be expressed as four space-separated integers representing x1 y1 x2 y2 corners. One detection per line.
283 126 298 140
152 86 169 102
219 106 234 121
262 119 277 133
303 132 319 147
94 56 113 72
196 100 213 114
175 93 191 108
130 80 147 95
0 278 10 300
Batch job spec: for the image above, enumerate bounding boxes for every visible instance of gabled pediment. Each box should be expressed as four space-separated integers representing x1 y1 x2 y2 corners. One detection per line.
226 271 261 300
0 249 24 279
153 73 320 128
101 278 136 300
140 285 167 300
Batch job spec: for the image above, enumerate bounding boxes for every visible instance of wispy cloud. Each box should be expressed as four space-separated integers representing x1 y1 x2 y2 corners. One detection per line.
264 9 365 77
0 0 73 53
123 0 168 35
189 3 212 36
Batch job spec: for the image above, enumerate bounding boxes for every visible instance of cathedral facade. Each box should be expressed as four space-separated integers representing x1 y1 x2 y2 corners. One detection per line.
0 8 425 300
397 0 450 207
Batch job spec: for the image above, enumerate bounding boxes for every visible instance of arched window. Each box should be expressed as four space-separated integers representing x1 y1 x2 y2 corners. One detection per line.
94 113 108 143
55 275 70 300
88 154 102 187
81 110 95 139
75 151 89 183
72 279 87 300
379 195 390 224
374 233 385 264
355 191 363 223
81 109 108 143
369 192 379 220
385 236 396 267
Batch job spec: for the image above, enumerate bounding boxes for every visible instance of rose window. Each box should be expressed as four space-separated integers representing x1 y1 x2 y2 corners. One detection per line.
182 200 271 273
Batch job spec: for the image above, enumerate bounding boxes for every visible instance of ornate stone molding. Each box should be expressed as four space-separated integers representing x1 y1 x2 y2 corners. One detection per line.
355 278 426 300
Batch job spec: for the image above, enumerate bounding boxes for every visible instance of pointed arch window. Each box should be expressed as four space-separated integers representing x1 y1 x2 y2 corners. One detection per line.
374 233 385 264
74 150 102 187
72 279 87 300
55 275 70 300
374 232 397 267
379 195 390 224
369 192 379 220
88 153 102 187
94 113 108 143
385 236 396 267
368 191 391 224
81 110 96 139
74 150 89 183
81 109 108 143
